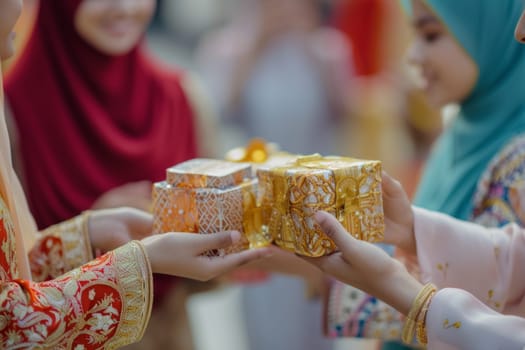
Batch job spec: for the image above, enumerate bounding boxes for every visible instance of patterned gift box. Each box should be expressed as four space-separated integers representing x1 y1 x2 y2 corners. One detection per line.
257 154 384 257
152 159 260 255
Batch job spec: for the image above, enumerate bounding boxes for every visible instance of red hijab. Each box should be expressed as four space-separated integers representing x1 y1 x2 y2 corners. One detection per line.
5 0 197 229
332 0 387 76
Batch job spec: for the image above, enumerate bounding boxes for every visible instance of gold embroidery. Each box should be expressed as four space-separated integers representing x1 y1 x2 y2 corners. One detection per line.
106 241 153 349
443 319 462 329
486 289 502 309
1 243 150 348
436 262 449 280
31 214 94 281
494 246 500 259
0 196 19 279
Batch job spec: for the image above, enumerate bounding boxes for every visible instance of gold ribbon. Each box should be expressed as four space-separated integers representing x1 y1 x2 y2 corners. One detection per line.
225 138 270 163
268 166 296 251
241 181 271 248
268 155 327 252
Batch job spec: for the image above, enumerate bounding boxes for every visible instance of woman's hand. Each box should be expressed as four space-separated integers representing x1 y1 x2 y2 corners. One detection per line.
89 208 271 281
238 245 325 294
90 181 152 212
302 211 422 315
88 207 153 254
382 172 417 254
142 231 272 281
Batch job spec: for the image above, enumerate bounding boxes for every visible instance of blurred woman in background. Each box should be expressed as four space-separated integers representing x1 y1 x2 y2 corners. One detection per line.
327 0 525 349
4 0 216 348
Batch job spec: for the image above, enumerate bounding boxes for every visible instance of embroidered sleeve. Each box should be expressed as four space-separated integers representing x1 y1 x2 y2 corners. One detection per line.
0 241 153 349
426 288 525 349
472 135 525 227
414 207 525 314
29 213 93 282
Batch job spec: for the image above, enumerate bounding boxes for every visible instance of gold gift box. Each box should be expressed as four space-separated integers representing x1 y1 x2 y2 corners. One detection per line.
152 159 259 255
257 154 384 257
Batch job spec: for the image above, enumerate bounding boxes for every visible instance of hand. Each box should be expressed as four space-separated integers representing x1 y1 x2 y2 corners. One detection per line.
302 211 422 315
382 172 417 254
90 181 152 212
88 207 153 254
239 245 325 294
142 231 272 281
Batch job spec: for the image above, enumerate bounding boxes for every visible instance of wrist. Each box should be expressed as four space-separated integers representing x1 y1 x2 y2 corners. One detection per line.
399 207 417 254
377 260 422 315
140 236 161 275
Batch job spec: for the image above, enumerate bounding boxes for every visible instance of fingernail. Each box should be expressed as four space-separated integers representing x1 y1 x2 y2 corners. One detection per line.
230 231 241 243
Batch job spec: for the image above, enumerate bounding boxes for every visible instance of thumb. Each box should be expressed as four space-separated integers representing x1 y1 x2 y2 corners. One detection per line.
315 212 390 268
381 171 405 198
314 211 356 253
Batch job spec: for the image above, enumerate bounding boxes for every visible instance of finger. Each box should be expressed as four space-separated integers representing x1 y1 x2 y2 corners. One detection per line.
126 209 154 234
301 255 330 270
188 231 243 252
381 171 404 198
134 181 153 196
314 211 356 253
123 180 152 193
315 211 380 267
300 254 346 274
299 254 356 285
205 247 273 277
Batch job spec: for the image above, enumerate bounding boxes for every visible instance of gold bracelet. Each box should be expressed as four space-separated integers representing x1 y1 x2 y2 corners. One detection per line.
416 290 435 345
402 283 436 344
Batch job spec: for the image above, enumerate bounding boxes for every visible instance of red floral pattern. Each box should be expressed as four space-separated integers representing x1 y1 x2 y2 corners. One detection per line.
29 213 93 282
0 195 152 349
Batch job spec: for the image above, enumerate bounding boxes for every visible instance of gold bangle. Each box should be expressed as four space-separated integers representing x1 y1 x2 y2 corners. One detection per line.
402 283 436 344
416 290 435 345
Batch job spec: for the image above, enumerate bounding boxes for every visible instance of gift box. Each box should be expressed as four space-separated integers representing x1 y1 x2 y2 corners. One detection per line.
152 159 260 255
257 154 384 257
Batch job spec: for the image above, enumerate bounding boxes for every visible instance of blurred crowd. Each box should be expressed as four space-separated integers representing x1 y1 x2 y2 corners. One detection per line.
4 0 443 193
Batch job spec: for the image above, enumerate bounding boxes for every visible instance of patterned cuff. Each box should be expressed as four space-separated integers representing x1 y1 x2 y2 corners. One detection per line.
51 213 93 266
32 214 94 280
106 241 153 348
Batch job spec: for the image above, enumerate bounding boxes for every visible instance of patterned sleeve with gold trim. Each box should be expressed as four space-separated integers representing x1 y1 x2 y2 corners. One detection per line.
29 212 93 282
426 288 525 348
0 241 153 349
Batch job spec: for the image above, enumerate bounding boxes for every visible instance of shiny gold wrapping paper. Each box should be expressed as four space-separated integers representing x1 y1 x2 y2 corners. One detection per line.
257 155 384 257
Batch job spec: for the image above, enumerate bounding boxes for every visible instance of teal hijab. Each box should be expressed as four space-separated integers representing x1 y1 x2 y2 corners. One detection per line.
408 0 525 220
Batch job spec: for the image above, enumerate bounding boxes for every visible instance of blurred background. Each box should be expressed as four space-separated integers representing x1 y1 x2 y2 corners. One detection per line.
3 0 443 349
